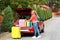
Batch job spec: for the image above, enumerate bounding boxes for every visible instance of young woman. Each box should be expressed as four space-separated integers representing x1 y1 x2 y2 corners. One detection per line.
28 10 41 38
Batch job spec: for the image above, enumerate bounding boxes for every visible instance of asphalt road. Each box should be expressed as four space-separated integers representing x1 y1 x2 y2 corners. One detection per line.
0 16 60 40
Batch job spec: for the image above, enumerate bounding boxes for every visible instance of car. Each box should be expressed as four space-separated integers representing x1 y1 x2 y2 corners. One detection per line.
14 8 44 35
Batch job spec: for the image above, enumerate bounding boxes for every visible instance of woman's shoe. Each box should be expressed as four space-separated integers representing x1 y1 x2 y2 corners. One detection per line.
37 35 41 38
32 36 36 38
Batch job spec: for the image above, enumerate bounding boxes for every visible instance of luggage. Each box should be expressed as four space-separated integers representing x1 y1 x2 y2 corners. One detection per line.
11 26 21 38
38 21 44 31
19 19 26 27
30 22 33 27
26 21 30 27
26 21 33 27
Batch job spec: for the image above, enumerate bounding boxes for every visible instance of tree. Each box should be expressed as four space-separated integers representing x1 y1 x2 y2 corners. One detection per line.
1 6 14 32
0 0 10 11
34 0 48 5
19 0 34 8
17 5 22 8
49 0 60 10
9 0 19 9
0 0 10 16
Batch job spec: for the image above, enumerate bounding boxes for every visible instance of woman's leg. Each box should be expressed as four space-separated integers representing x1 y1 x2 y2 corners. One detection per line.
33 23 37 36
34 22 40 36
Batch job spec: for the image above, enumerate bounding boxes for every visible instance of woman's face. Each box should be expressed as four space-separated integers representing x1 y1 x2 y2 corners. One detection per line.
31 11 35 15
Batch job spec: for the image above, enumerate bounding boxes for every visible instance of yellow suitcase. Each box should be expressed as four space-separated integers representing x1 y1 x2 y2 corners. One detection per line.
11 27 21 38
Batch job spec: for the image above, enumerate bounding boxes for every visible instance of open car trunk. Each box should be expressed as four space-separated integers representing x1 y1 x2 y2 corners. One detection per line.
15 8 32 20
15 8 31 16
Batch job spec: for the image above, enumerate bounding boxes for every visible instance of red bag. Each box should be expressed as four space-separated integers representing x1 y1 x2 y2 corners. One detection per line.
38 21 44 31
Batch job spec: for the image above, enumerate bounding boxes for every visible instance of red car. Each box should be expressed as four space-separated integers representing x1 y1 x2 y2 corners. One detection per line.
14 8 44 35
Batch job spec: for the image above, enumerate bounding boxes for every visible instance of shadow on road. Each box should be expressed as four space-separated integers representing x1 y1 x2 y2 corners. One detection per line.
22 33 34 37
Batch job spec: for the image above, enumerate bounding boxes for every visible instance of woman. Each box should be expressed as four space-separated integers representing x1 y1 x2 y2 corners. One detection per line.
28 10 41 38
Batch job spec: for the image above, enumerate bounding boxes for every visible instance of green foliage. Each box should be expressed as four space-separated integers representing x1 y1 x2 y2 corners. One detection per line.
13 12 19 21
55 2 60 10
49 0 60 10
0 0 10 11
1 6 14 32
17 5 22 8
10 4 18 9
36 6 52 21
19 0 34 8
39 0 48 5
28 5 35 10
36 7 44 21
19 0 48 8
0 23 2 33
0 0 49 11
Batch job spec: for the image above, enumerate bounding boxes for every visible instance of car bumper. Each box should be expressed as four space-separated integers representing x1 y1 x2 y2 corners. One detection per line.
20 27 34 34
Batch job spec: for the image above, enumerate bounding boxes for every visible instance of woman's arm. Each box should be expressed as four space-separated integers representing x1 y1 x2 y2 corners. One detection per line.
29 15 33 21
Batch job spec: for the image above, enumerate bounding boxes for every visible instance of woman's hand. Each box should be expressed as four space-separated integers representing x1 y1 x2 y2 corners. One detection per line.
26 20 30 21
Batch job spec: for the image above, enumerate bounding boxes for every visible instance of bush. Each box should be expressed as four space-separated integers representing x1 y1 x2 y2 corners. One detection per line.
1 6 14 32
28 5 35 10
13 12 19 21
10 4 18 9
17 5 22 8
36 6 52 21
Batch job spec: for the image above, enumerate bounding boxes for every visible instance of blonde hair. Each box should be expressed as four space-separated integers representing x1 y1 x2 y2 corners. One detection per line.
31 10 37 15
31 10 40 19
